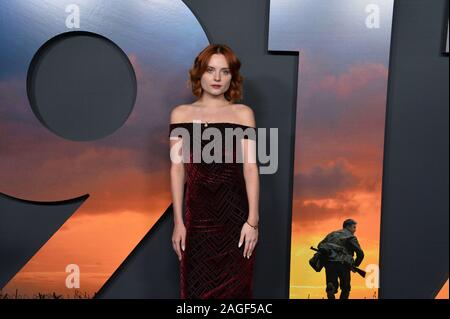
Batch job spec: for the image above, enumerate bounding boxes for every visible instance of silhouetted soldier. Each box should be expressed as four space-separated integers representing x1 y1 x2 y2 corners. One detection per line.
318 219 364 299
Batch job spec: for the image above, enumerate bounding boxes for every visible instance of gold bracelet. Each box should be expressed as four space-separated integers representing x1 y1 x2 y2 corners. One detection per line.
246 220 258 230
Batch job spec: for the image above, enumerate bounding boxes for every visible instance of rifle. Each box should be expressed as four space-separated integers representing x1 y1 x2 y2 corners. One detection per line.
310 246 366 278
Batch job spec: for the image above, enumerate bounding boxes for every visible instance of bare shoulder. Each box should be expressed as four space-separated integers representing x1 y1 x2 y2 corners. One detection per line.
169 104 192 124
233 104 256 127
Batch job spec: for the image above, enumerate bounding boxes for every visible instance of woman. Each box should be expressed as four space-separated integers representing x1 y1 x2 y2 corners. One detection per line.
169 44 260 299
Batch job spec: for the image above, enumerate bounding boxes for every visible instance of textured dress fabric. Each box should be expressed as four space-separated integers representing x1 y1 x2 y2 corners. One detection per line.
169 122 257 299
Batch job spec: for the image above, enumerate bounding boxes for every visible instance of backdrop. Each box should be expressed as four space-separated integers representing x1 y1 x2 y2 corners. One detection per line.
0 0 448 299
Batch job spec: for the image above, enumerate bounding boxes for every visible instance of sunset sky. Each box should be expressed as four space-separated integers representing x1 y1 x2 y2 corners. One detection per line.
269 0 394 298
290 57 388 299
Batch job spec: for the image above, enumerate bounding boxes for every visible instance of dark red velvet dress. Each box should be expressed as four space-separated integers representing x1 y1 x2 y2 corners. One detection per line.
169 121 257 299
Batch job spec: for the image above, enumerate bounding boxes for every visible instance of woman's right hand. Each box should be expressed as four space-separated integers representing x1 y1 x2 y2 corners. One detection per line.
172 222 186 261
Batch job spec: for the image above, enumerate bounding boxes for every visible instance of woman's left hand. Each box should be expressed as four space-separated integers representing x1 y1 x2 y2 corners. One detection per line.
239 222 258 258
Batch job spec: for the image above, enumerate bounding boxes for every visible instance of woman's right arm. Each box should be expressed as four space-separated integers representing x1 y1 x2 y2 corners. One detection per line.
170 140 185 227
170 106 186 261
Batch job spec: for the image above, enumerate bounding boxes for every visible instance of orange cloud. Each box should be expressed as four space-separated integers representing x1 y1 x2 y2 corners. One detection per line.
308 63 388 99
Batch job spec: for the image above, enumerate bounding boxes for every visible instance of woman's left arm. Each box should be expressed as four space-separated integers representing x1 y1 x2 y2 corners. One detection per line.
243 143 259 227
238 106 260 259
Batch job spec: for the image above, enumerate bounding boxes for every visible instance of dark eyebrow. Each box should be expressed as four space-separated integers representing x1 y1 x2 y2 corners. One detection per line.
207 65 230 70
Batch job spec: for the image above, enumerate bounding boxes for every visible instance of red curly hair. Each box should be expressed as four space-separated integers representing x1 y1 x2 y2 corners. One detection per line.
188 44 243 102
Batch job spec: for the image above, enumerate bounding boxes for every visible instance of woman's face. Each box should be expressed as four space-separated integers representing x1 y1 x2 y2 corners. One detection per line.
200 53 232 97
